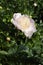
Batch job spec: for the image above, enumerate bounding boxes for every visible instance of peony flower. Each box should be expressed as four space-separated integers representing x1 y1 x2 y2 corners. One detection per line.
11 13 37 38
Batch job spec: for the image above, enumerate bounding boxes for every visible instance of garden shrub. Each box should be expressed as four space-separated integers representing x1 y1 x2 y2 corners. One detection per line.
0 0 43 65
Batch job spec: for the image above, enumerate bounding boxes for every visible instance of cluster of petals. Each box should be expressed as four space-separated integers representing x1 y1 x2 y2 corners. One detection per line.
11 13 37 38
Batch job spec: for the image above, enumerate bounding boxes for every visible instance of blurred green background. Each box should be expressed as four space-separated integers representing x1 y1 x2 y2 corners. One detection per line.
0 0 43 65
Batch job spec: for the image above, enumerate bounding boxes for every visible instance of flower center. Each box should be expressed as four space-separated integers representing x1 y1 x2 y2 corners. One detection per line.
16 16 31 30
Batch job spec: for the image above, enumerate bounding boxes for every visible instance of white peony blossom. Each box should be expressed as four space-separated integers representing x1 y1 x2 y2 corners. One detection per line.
11 13 37 38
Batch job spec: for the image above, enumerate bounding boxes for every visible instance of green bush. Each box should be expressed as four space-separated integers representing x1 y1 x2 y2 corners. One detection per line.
0 0 43 65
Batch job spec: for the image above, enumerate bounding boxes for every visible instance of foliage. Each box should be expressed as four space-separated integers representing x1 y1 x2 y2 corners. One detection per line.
0 0 43 65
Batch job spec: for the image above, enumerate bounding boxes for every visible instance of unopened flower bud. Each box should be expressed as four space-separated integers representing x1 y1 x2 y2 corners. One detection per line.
6 37 10 41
